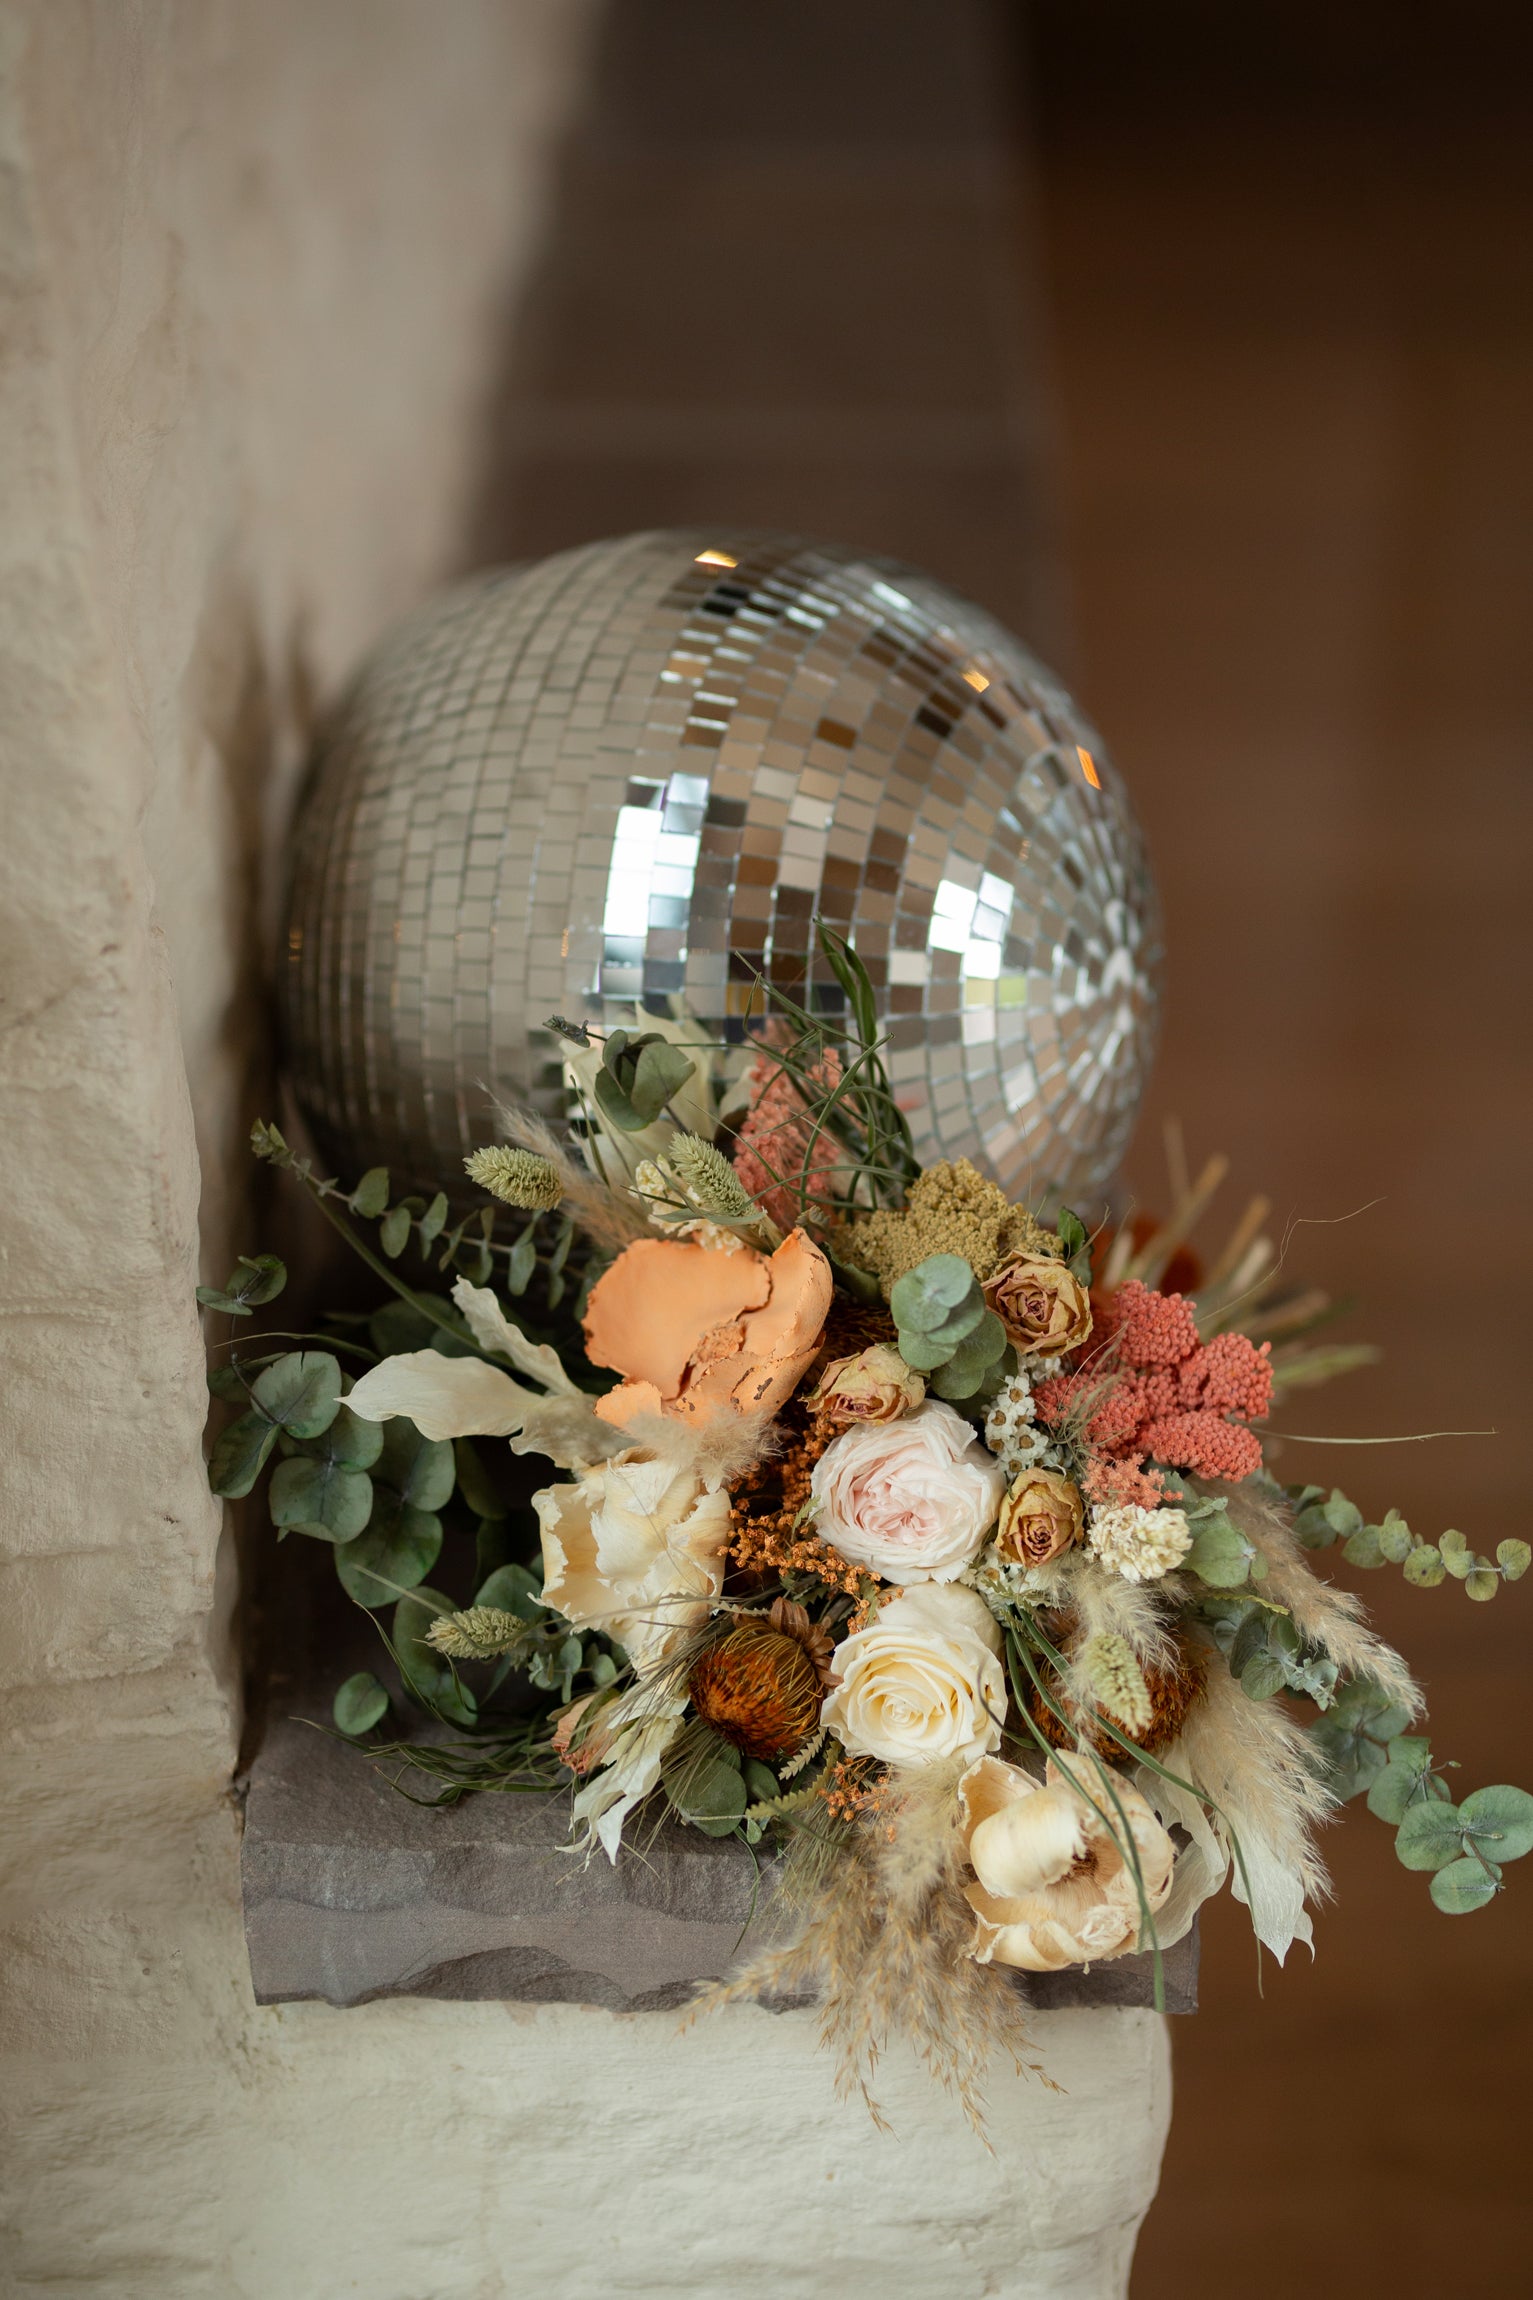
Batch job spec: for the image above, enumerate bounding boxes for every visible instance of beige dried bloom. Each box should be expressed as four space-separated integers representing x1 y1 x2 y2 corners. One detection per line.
464 1144 564 1211
426 1605 527 1660
1088 1504 1193 1584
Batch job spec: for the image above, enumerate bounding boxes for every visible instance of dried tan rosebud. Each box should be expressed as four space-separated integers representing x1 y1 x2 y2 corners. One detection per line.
983 1253 1093 1358
808 1342 925 1425
997 1466 1085 1567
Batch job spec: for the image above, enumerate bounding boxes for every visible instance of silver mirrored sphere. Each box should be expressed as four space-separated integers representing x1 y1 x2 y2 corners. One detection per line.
281 531 1161 1207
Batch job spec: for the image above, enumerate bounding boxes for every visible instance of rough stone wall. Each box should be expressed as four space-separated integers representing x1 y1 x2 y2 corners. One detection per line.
0 5 594 2289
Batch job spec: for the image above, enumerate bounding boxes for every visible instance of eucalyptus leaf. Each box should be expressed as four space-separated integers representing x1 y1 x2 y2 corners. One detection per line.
1438 1529 1472 1579
506 1226 537 1295
1342 1522 1385 1569
1403 1545 1446 1588
743 1759 781 1804
1458 1784 1533 1862
351 1166 391 1219
1429 1855 1502 1914
197 1253 287 1317
332 1671 389 1736
1293 1503 1339 1551
474 1562 546 1623
662 1742 748 1836
1395 1800 1467 1872
1322 1489 1364 1540
208 1410 279 1499
1464 1565 1500 1602
1185 1513 1253 1589
1239 1652 1287 1702
418 1192 449 1249
453 1437 507 1521
269 1453 374 1542
1497 1539 1531 1582
1367 1745 1437 1825
1376 1510 1414 1565
1311 1681 1412 1800
379 1204 412 1259
336 1495 443 1607
369 1298 439 1357
376 1418 456 1511
252 1351 341 1440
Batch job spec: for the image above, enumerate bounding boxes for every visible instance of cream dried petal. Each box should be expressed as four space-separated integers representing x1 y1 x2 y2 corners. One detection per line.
346 1350 534 1440
452 1278 582 1394
968 1786 1087 1900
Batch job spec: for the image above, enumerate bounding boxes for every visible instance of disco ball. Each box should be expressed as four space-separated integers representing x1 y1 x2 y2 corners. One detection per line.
280 531 1161 1209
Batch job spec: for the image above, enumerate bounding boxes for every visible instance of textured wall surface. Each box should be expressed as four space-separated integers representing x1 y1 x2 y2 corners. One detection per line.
0 5 591 2291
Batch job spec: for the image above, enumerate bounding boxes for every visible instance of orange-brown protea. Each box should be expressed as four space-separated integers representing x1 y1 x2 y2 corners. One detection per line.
689 1603 831 1762
1028 1620 1205 1758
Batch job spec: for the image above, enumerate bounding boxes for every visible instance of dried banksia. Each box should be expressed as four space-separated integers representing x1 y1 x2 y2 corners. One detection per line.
426 1606 527 1661
1030 1619 1204 1757
689 1614 825 1761
463 1144 564 1211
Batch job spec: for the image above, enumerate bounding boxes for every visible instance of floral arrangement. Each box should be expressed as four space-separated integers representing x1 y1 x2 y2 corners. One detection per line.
204 928 1530 2126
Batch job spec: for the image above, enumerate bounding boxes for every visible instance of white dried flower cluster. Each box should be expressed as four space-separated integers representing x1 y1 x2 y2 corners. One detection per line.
984 1369 1050 1475
1087 1504 1193 1584
964 1542 1059 1611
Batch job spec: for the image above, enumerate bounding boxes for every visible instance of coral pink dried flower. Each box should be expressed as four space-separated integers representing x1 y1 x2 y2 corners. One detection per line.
731 1043 842 1232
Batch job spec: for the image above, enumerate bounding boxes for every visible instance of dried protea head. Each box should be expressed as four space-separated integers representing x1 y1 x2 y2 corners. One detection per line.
1029 1620 1205 1758
689 1616 825 1761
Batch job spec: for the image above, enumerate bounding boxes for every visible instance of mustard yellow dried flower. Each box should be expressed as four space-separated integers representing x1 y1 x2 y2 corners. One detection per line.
843 1159 1060 1294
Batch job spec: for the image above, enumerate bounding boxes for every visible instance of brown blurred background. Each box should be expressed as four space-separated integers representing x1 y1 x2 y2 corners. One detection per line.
478 2 1532 2288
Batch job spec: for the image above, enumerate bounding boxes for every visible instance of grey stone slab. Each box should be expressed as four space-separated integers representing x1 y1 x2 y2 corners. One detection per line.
241 1705 1196 2013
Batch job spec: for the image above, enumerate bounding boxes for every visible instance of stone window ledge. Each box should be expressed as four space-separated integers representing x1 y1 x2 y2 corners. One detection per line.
241 1699 1199 2014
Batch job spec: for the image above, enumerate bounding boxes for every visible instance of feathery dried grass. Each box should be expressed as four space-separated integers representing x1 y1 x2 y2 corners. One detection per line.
492 1102 649 1252
1175 1653 1335 1909
620 1404 779 1491
1219 1480 1423 1716
693 1759 1052 2140
1052 1548 1181 1675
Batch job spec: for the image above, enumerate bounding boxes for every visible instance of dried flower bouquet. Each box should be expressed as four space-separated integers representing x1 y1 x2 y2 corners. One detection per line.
204 927 1530 2124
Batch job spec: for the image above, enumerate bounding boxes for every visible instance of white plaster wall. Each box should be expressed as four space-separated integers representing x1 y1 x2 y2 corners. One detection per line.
0 9 1169 2291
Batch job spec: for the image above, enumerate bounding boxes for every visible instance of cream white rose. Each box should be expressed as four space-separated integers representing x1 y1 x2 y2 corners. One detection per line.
822 1582 1005 1769
810 1399 1006 1581
535 1451 730 1675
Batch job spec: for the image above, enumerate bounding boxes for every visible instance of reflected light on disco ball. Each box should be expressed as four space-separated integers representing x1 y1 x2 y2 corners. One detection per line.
280 532 1161 1207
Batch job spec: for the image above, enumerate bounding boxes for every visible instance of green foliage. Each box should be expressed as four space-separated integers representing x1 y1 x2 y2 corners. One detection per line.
889 1253 1008 1399
1054 1206 1093 1286
337 1494 443 1607
1286 1482 1524 1601
269 1404 384 1542
207 1349 343 1498
1184 1502 1261 1590
1309 1679 1413 1801
1224 1605 1337 1708
1366 1734 1449 1824
196 1253 287 1318
1429 1856 1503 1913
332 1671 389 1736
591 1028 697 1131
662 1731 749 1836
